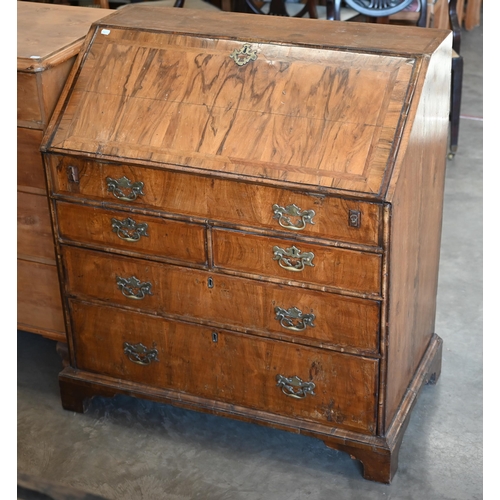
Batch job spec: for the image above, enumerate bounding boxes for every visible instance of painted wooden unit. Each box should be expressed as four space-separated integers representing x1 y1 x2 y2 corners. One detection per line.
41 6 451 483
17 1 112 341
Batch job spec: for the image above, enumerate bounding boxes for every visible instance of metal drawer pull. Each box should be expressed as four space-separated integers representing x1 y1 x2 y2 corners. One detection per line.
106 176 144 201
123 342 158 365
116 275 153 299
273 245 315 272
275 306 315 331
272 204 315 231
276 374 316 399
111 217 149 242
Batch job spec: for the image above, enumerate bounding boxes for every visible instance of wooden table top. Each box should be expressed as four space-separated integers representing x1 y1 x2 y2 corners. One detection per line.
17 1 113 72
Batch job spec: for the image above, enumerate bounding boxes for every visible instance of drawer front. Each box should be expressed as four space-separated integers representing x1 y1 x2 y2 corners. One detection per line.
17 72 42 125
18 128 46 192
70 300 378 435
62 246 380 353
46 155 381 247
56 202 207 265
18 191 56 262
213 229 382 295
18 259 65 337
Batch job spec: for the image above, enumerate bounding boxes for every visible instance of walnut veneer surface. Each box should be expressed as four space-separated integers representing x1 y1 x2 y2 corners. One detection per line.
41 6 451 483
17 1 113 341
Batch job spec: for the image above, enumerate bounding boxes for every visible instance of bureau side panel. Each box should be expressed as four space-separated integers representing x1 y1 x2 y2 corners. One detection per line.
384 41 451 427
39 58 77 129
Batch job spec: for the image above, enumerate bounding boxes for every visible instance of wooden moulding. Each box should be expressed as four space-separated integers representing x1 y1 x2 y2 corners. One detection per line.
59 333 442 483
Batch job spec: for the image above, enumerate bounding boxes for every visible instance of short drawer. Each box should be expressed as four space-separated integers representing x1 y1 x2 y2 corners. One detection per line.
62 246 380 354
18 191 56 262
46 154 381 247
70 300 379 435
56 202 207 265
213 229 382 296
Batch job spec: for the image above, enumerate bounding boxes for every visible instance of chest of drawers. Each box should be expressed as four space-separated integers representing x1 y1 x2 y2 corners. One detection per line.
17 1 112 341
41 6 451 483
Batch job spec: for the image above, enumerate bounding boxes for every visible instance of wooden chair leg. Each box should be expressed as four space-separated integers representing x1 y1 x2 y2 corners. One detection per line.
449 53 463 158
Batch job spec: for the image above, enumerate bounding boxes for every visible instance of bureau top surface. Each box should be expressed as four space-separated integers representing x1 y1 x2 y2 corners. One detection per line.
17 1 113 72
43 6 451 198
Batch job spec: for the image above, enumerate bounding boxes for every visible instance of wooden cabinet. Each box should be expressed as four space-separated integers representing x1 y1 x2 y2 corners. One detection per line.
41 6 451 483
17 1 113 341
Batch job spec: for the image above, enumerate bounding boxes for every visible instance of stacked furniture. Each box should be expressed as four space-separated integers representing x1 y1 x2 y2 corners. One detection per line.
41 6 450 483
17 1 113 341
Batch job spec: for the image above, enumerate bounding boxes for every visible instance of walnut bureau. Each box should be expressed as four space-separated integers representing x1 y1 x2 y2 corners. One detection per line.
17 1 112 341
41 6 451 483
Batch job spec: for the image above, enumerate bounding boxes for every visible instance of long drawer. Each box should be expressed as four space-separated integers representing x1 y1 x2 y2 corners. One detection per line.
56 202 207 265
18 259 65 339
46 154 382 247
70 300 379 435
18 191 56 262
62 246 380 354
18 127 46 192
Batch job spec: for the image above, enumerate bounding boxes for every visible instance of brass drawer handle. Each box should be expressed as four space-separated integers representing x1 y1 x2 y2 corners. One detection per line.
276 374 316 399
111 217 149 242
275 306 315 331
123 342 158 365
106 176 144 201
116 275 153 299
272 245 315 272
272 204 315 231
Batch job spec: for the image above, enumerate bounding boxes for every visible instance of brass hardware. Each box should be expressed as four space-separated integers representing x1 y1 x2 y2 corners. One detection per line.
275 306 315 331
106 176 144 201
229 43 258 66
212 332 218 343
116 275 153 299
272 204 315 231
207 277 214 288
111 217 149 242
123 342 158 365
276 374 316 399
349 209 361 228
272 245 315 272
67 165 79 184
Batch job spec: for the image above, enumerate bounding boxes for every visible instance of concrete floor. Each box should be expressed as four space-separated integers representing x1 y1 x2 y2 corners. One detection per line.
17 13 483 500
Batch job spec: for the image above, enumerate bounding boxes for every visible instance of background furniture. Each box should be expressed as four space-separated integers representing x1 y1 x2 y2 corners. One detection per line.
331 0 463 157
17 1 113 342
41 5 451 483
232 0 461 156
